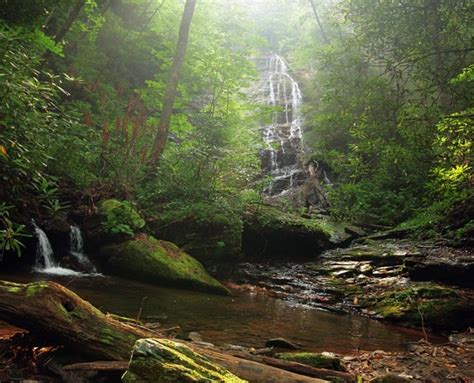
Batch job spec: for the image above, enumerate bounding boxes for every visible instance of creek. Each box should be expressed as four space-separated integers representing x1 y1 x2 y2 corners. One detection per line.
0 271 438 354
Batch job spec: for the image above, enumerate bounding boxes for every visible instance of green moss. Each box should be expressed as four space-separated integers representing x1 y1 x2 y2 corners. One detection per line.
101 235 229 295
275 352 345 371
122 338 247 383
371 283 474 330
149 201 243 263
26 281 49 297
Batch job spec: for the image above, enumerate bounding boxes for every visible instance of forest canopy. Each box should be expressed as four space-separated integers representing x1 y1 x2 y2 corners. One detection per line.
0 0 473 257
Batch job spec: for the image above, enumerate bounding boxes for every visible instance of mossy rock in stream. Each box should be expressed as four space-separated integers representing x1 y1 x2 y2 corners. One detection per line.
370 283 474 330
101 234 229 295
275 352 346 371
122 338 247 383
148 202 242 264
242 204 350 258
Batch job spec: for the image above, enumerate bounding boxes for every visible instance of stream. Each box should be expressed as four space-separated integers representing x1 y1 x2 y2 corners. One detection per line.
0 271 439 354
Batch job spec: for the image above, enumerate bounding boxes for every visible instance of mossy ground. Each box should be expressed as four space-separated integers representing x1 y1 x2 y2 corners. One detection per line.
101 234 229 295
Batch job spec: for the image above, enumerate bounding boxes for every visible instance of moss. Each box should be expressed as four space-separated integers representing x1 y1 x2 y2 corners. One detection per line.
371 283 474 330
122 338 247 383
149 202 243 263
275 352 345 371
101 235 229 295
26 281 49 297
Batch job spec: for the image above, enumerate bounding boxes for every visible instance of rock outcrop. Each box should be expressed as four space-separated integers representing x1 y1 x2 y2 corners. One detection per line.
100 234 229 295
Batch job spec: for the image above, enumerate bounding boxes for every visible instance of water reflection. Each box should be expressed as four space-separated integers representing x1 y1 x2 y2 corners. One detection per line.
0 273 440 353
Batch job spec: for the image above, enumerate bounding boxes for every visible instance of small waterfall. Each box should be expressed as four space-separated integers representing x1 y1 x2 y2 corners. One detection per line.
70 225 96 272
258 54 305 195
32 220 57 269
31 220 96 276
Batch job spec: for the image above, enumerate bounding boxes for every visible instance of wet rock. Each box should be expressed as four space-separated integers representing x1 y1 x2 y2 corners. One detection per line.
265 338 301 350
101 234 230 295
122 338 246 383
187 332 203 342
275 352 346 371
242 204 346 259
405 248 474 288
148 203 242 264
369 283 474 330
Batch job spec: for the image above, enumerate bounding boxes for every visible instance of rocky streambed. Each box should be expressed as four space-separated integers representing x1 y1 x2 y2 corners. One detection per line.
221 238 474 333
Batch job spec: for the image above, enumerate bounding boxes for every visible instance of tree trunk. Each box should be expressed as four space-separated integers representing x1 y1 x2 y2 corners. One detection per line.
54 0 86 43
0 280 329 382
308 0 330 45
148 0 197 167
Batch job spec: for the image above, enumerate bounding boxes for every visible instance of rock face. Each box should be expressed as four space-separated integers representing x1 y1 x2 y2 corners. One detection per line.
100 234 229 295
122 338 247 383
242 204 351 259
149 209 242 265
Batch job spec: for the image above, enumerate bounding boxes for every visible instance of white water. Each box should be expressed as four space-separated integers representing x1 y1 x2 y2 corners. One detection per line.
70 225 96 272
258 54 305 194
32 220 57 269
31 221 99 277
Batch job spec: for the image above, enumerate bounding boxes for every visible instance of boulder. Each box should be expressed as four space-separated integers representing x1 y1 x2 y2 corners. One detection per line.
242 204 349 259
122 338 247 383
370 283 474 330
100 234 229 295
148 203 242 264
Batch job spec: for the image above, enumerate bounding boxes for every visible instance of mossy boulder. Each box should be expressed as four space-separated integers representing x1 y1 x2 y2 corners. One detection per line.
370 283 474 330
242 204 347 259
275 352 345 371
100 234 229 295
148 202 242 264
122 338 247 383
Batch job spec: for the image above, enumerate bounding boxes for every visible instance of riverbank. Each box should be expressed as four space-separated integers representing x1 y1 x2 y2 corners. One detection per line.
221 237 474 333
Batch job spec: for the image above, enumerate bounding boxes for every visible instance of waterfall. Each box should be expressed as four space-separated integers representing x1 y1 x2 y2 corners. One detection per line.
31 220 96 276
70 225 96 272
258 54 305 195
32 220 57 269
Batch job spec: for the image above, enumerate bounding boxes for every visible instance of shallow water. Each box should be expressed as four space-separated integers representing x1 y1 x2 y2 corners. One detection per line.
0 272 441 353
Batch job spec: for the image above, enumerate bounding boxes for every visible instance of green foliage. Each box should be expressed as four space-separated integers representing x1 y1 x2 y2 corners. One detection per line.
101 199 145 237
0 203 30 258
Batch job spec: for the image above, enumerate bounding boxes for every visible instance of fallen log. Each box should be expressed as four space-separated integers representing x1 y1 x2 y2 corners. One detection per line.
0 280 157 360
226 350 355 382
0 280 328 382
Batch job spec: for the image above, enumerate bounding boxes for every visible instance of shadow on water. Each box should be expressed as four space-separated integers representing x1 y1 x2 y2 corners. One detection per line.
0 272 444 354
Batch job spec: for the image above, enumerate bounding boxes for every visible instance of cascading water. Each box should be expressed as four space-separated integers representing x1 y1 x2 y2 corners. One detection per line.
258 54 306 195
32 220 57 269
31 220 97 276
70 225 96 272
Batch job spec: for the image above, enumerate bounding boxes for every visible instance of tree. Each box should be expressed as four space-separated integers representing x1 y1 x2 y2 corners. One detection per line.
148 0 197 166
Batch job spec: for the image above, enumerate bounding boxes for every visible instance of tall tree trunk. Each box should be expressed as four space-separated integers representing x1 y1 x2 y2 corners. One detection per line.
148 0 197 167
309 0 330 45
54 0 86 43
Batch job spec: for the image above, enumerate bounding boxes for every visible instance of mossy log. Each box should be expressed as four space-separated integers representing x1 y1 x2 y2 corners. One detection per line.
0 280 328 382
0 280 156 360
